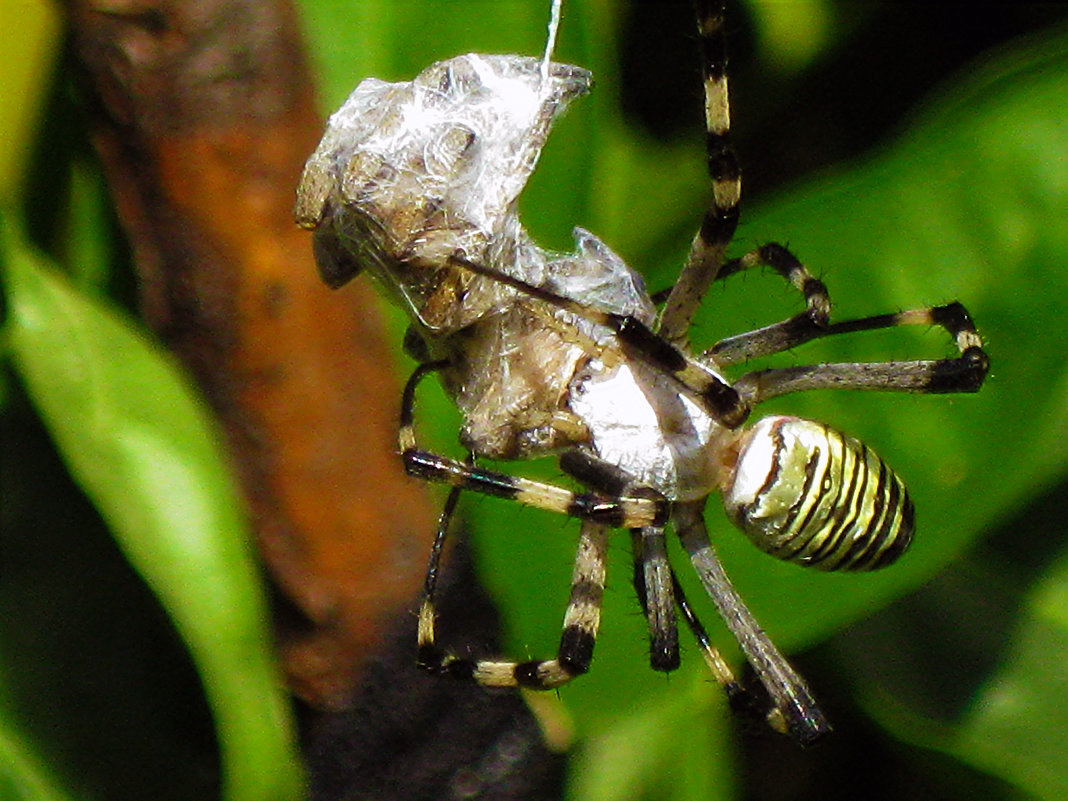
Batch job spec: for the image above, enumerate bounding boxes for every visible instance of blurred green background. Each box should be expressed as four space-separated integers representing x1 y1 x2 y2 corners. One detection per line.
3 1 1068 799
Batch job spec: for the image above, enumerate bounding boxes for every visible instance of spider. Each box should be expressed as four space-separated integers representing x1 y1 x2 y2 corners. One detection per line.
294 0 988 745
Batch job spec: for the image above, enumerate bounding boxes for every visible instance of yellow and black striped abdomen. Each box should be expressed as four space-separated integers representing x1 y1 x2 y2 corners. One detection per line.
722 416 913 571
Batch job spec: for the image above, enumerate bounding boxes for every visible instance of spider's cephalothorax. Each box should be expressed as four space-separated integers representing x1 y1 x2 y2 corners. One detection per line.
296 0 988 746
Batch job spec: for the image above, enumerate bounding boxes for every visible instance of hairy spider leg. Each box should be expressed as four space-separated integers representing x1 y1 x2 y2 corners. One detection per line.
673 499 832 746
420 502 611 690
408 365 618 690
660 0 740 344
720 304 989 403
559 448 682 673
447 253 750 429
562 447 830 744
399 361 669 527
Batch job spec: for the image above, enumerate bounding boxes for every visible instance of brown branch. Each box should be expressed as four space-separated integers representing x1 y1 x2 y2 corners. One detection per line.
64 0 436 707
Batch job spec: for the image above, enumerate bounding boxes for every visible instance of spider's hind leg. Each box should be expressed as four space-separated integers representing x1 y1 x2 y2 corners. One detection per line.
673 499 832 746
561 448 800 730
669 569 753 713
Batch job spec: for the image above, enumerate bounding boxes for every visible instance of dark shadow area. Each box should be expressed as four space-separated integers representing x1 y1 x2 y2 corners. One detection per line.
301 539 567 801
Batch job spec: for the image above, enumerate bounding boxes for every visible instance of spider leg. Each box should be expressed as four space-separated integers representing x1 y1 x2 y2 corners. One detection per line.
699 243 833 366
631 527 681 672
557 448 681 672
448 253 750 427
718 243 832 314
399 362 669 526
705 240 978 367
673 499 832 746
416 480 466 670
405 369 615 689
478 520 606 689
402 450 669 527
556 520 610 677
727 303 989 403
659 0 740 344
420 511 611 690
669 569 752 709
559 447 755 688
694 243 989 398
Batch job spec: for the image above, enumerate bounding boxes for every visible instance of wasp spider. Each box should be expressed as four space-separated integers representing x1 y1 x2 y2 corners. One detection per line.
295 0 989 745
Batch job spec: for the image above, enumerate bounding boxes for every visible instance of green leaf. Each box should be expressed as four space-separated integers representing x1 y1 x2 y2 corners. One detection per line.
0 711 79 801
568 673 734 801
948 552 1068 801
839 538 1068 801
0 219 303 801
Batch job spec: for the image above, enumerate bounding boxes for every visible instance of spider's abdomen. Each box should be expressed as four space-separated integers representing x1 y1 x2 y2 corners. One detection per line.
722 416 913 571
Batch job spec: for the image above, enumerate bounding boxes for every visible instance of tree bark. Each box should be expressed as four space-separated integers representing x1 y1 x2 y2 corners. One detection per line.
65 0 436 707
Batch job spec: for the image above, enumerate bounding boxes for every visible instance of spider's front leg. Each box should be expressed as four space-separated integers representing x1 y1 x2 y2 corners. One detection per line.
659 0 740 344
447 253 751 429
727 302 989 403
